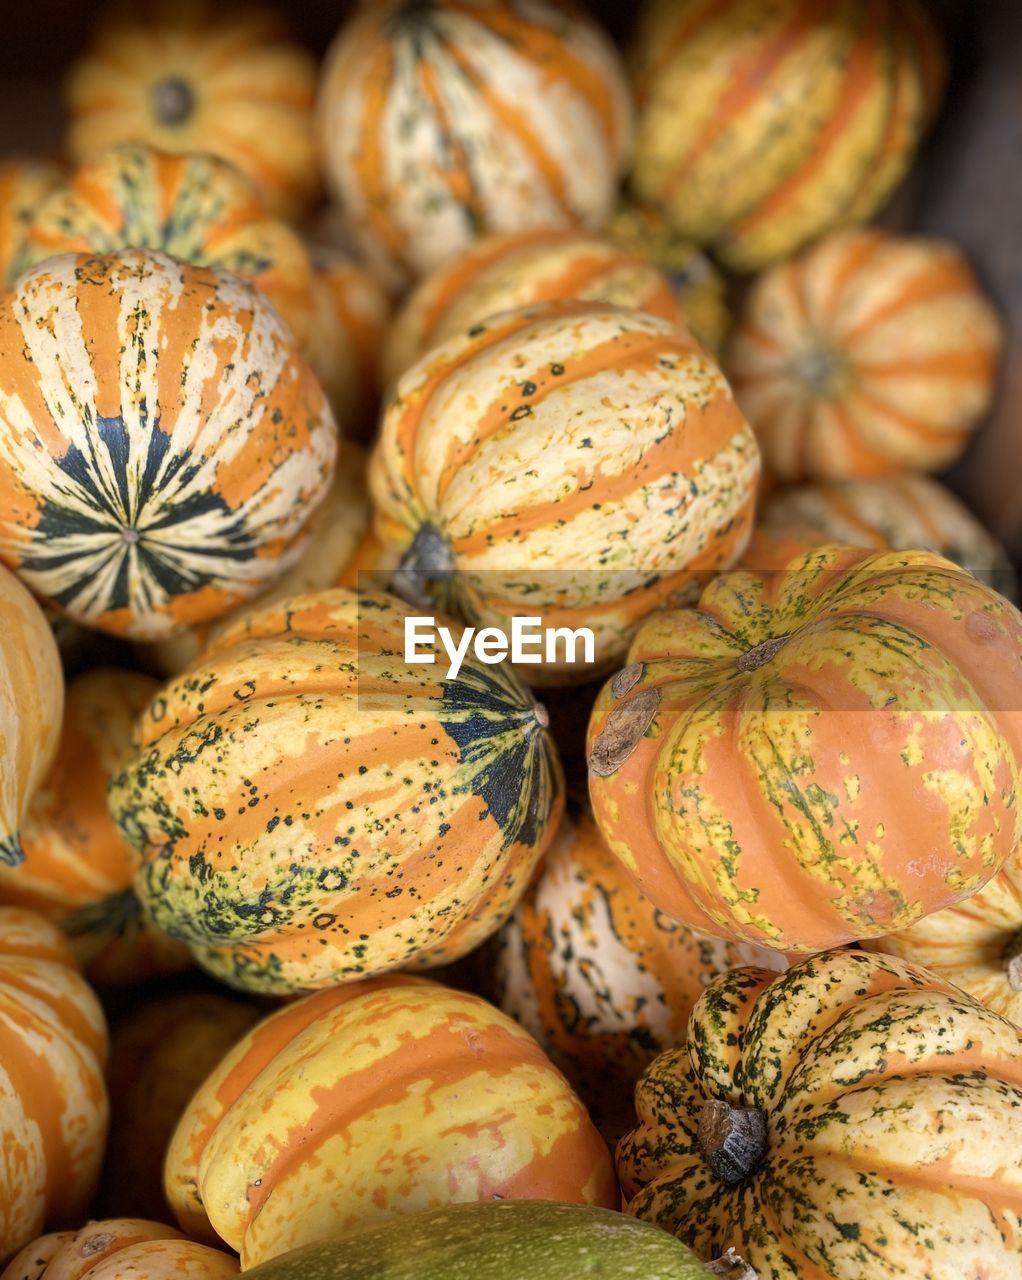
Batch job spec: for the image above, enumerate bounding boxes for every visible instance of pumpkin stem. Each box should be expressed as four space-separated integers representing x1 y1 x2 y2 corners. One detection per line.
393 523 455 609
708 1250 759 1279
698 1099 768 1186
790 346 845 396
588 687 661 777
1003 930 1022 992
0 833 24 867
151 76 196 126
736 634 790 673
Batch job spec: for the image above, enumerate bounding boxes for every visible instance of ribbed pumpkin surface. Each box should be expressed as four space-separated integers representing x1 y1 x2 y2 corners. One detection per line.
0 249 337 641
370 301 759 683
727 229 1002 479
166 976 616 1267
629 0 945 270
21 143 314 346
383 228 688 385
618 948 1022 1279
0 908 108 1260
0 158 62 285
0 564 63 867
587 545 1022 952
317 0 633 287
66 0 319 220
495 807 784 1141
110 588 563 993
0 1219 237 1280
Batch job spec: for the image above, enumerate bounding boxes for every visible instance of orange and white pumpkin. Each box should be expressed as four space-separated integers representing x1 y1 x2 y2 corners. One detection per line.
628 0 945 271
0 565 63 868
166 975 616 1267
317 0 633 288
0 908 108 1260
0 668 190 985
588 545 1022 954
382 228 689 386
727 229 1003 479
66 0 319 221
21 143 314 348
0 248 337 641
1 1220 238 1280
0 158 62 286
370 301 760 683
494 807 785 1140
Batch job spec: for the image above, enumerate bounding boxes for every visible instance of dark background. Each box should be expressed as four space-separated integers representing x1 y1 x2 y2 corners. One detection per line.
0 0 1018 555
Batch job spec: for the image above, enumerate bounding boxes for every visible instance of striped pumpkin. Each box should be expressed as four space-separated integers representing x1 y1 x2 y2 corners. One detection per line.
110 587 563 994
0 248 337 642
99 993 260 1221
317 0 633 289
1 1221 238 1280
20 143 315 347
0 564 63 868
304 247 393 442
0 908 108 1260
869 840 1022 1031
0 669 191 986
494 807 785 1141
370 301 760 684
727 229 1003 479
0 158 62 286
756 473 1018 599
382 229 689 386
166 975 617 1267
66 0 319 221
629 0 945 271
618 949 1022 1278
148 443 373 677
587 544 1022 953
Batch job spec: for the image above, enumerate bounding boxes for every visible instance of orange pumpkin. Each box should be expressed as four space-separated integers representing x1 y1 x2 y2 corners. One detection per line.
0 1220 237 1280
317 0 633 288
166 975 616 1267
727 229 1003 479
0 908 108 1259
0 669 190 986
382 229 690 386
0 249 337 641
0 158 62 285
588 545 1022 953
66 0 319 221
0 564 63 867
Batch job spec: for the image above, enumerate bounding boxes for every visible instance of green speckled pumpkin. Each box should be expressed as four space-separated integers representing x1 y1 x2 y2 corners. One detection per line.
109 588 563 994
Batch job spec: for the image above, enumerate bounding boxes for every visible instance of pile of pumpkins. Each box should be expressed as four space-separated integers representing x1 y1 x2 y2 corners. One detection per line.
0 1 1019 1278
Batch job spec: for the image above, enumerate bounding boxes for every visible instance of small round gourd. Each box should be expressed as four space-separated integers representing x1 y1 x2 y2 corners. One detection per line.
0 248 337 641
0 1220 238 1280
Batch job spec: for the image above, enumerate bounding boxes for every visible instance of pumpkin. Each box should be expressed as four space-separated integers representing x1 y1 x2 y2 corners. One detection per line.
66 0 319 221
0 907 108 1259
98 993 261 1221
869 839 1022 1031
607 202 731 353
0 248 337 641
727 229 1003 480
317 0 633 289
0 669 190 986
587 544 1022 954
617 948 1022 1278
20 143 314 348
628 0 945 271
0 158 62 286
0 1220 238 1280
304 246 393 442
757 472 1018 600
494 807 785 1142
147 443 373 677
381 228 690 387
165 974 616 1267
240 1202 726 1280
109 587 563 994
369 301 760 684
0 564 63 867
